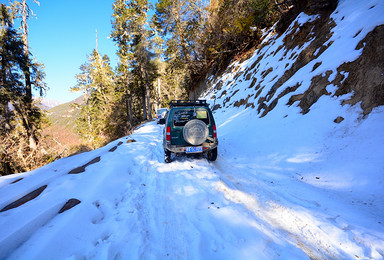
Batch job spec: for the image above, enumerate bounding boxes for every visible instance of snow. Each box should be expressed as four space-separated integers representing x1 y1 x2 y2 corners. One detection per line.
1 0 384 259
35 98 63 110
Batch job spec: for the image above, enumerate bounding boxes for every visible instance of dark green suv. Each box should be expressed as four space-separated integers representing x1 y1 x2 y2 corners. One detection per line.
160 100 218 163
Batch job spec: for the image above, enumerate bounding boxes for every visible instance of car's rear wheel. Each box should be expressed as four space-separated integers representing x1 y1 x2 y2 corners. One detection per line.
164 149 172 163
183 119 209 145
207 147 217 161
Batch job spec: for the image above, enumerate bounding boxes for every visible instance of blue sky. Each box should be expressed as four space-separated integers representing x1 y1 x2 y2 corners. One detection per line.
2 0 156 103
26 0 118 102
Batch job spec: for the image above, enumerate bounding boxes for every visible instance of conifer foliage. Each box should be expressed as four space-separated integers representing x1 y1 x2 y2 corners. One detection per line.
111 0 157 122
72 50 115 148
1 1 47 175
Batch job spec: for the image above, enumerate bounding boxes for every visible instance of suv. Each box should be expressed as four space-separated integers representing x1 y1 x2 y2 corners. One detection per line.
160 100 218 163
155 108 168 124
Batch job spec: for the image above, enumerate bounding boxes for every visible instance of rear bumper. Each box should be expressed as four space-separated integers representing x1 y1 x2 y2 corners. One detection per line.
164 139 218 154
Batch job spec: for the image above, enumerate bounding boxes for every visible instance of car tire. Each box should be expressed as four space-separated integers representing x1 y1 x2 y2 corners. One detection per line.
183 119 209 145
207 147 217 161
164 149 172 163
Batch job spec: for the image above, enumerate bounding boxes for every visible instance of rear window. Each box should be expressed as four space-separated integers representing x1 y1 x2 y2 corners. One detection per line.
156 108 167 114
173 109 209 126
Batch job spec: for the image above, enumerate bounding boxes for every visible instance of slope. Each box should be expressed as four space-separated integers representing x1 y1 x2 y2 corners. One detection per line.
41 95 86 157
201 0 384 117
46 95 84 130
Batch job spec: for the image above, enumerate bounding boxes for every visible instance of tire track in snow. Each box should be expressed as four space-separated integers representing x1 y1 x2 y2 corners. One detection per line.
212 159 375 259
123 122 308 259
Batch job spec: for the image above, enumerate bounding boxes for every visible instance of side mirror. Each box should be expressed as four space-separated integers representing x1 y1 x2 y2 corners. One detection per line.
159 118 165 125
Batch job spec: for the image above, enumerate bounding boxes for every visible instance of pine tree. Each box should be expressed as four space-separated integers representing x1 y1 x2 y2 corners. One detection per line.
111 0 156 121
111 0 134 128
13 0 45 149
72 50 116 148
152 0 278 95
1 2 47 175
152 0 207 96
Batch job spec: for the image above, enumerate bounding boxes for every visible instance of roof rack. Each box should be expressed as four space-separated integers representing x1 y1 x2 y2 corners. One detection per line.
169 100 208 108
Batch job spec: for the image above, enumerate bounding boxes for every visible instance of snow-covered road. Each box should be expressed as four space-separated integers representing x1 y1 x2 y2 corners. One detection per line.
0 122 299 259
1 118 383 259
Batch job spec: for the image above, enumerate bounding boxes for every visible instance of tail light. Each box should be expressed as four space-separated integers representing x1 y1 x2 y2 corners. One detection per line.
213 125 217 138
166 126 171 141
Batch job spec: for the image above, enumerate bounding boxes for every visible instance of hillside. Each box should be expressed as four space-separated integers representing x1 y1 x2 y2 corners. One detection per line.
46 95 84 128
0 0 383 259
199 1 384 119
41 95 86 157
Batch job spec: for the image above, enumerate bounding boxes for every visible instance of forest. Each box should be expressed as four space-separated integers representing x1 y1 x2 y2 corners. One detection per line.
0 0 334 175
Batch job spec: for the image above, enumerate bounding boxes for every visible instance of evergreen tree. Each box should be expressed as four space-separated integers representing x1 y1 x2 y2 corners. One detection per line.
13 0 45 149
72 50 115 148
152 0 278 94
111 0 134 128
111 0 156 121
152 0 207 96
1 2 47 175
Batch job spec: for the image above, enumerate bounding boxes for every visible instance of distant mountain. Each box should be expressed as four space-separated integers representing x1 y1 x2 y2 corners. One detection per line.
46 95 85 133
35 98 63 110
46 95 84 125
42 95 86 155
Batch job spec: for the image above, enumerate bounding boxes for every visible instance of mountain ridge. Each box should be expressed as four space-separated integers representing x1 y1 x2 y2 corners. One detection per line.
41 95 86 158
35 98 62 110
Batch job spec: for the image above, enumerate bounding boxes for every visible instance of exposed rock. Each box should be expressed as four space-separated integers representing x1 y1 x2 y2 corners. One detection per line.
68 156 101 174
10 178 23 184
234 95 255 108
0 185 47 212
333 25 384 116
109 146 118 152
258 12 336 116
212 104 222 111
334 116 344 123
312 62 322 72
59 199 81 214
290 71 333 114
305 0 339 15
200 2 382 120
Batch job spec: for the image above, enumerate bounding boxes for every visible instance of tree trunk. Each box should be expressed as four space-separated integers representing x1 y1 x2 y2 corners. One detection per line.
22 0 36 150
143 67 152 120
146 83 152 119
140 65 148 121
125 78 133 129
2 104 11 131
142 84 147 120
1 49 11 132
22 0 32 103
156 77 161 110
11 102 37 149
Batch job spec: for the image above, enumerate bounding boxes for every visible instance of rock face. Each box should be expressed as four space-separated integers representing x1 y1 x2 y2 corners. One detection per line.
334 116 344 123
334 25 384 116
198 1 384 119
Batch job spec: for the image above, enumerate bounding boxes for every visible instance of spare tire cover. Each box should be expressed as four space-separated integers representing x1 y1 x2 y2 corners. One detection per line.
183 119 209 145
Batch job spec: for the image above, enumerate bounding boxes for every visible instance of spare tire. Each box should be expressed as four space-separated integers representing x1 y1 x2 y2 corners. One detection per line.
183 119 209 145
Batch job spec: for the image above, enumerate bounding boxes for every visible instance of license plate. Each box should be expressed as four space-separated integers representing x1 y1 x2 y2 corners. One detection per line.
185 146 203 153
